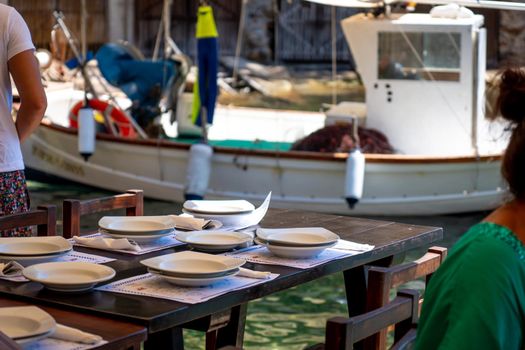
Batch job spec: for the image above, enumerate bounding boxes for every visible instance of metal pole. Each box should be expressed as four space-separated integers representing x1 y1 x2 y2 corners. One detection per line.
233 0 248 83
331 5 337 106
152 16 163 61
81 0 87 63
201 107 208 143
163 0 173 59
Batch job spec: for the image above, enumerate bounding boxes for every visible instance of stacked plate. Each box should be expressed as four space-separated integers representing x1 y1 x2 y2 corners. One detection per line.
255 228 339 259
182 199 257 228
0 237 72 266
0 306 56 345
98 216 176 243
175 230 253 252
23 262 116 293
183 199 255 215
141 251 245 287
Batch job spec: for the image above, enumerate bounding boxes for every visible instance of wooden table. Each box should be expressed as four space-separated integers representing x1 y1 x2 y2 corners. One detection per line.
0 296 147 350
0 209 442 349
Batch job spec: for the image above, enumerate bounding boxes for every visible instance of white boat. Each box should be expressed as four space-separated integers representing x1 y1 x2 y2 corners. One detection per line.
22 3 517 216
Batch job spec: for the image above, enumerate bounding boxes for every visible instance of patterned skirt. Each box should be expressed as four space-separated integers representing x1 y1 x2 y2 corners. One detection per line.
0 170 31 237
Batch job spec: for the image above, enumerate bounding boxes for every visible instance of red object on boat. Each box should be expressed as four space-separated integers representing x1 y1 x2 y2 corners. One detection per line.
69 99 137 138
291 123 394 154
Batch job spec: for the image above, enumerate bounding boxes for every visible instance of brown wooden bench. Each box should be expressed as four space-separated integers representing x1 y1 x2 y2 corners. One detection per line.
0 205 56 236
62 189 143 238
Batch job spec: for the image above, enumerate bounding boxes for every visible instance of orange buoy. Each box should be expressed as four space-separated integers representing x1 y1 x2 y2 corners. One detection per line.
69 99 137 138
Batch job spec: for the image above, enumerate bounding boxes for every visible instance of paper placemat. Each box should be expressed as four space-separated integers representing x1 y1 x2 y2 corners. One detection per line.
222 239 374 269
97 272 279 304
71 233 184 255
23 337 107 350
54 251 116 264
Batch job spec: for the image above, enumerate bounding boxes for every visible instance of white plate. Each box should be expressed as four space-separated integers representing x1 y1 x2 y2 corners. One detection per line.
99 227 174 236
141 251 245 277
0 237 71 256
176 231 252 251
23 262 116 292
183 199 255 215
0 250 72 267
256 227 339 246
181 209 253 222
101 230 175 243
15 329 54 345
147 266 238 278
0 306 56 340
98 216 175 234
149 268 239 287
255 238 336 259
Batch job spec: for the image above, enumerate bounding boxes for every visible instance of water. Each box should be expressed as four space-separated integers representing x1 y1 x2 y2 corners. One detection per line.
26 179 488 350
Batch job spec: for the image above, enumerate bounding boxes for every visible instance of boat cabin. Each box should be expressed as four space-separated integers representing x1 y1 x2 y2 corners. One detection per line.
342 13 488 156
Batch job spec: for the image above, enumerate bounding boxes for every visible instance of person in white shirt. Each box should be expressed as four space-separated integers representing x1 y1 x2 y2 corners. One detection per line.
0 4 46 236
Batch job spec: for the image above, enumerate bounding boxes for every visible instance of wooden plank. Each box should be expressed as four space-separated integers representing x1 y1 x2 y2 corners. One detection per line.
277 0 356 62
135 0 240 58
11 0 107 50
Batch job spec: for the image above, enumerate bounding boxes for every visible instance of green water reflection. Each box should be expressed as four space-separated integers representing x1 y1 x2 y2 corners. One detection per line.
26 179 485 350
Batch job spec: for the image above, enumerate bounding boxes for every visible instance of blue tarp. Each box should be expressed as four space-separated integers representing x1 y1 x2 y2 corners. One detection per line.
96 43 177 118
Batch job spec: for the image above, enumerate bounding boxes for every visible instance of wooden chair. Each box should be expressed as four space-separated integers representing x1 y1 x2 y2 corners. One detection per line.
307 289 420 350
62 189 144 238
364 246 448 350
0 205 56 236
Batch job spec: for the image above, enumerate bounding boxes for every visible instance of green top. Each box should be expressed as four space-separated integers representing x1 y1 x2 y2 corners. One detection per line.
416 222 525 350
196 6 218 38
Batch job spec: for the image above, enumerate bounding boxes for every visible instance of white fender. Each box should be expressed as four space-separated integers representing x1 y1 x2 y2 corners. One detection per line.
344 148 365 208
78 106 95 161
185 143 213 200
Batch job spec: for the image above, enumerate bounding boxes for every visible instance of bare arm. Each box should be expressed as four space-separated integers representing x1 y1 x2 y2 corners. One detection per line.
8 50 47 143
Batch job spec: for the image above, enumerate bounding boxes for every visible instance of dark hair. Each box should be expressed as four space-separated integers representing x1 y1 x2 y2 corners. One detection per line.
498 68 525 199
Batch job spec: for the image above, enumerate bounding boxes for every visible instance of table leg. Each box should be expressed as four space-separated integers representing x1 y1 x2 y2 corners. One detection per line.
344 256 394 350
344 255 396 314
144 327 184 350
344 265 368 317
214 303 248 349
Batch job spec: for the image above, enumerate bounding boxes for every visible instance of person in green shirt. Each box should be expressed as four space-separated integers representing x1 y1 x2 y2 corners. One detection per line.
415 68 525 349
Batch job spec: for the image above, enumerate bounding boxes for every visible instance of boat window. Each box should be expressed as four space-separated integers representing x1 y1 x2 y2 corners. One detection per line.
377 32 461 81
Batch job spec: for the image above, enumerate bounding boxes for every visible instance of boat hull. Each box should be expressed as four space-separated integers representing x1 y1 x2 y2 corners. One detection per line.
22 124 505 216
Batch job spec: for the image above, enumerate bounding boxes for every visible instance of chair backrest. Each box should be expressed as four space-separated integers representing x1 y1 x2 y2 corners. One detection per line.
325 290 420 350
364 246 448 350
62 189 143 238
0 205 56 237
